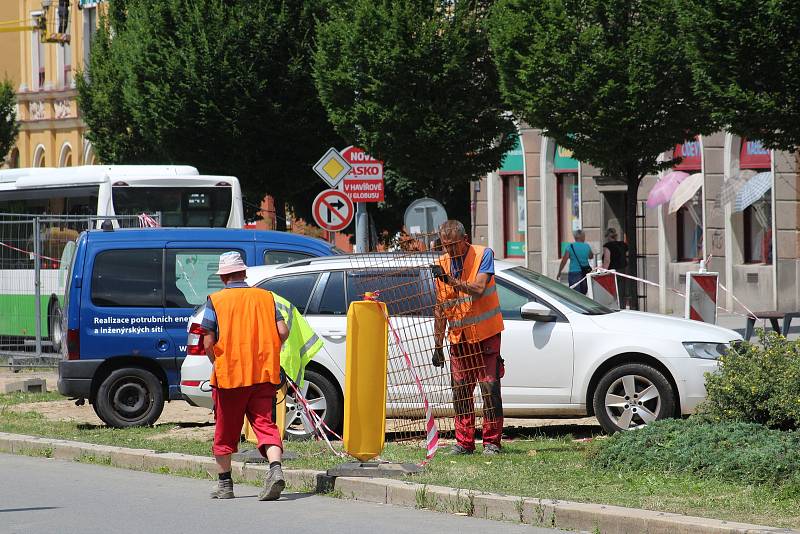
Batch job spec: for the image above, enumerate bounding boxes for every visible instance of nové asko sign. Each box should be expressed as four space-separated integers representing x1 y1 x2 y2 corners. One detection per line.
340 146 385 202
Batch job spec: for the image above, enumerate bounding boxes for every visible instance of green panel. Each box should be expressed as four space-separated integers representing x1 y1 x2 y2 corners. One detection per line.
499 135 523 173
554 145 579 171
506 241 525 257
0 294 51 337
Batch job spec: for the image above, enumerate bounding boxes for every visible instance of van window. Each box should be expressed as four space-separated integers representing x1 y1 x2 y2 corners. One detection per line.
91 249 162 307
263 250 312 265
346 268 436 317
166 249 241 307
257 273 319 313
317 271 346 315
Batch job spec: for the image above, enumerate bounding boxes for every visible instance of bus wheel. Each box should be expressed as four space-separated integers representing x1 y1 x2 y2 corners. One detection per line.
94 368 164 428
48 300 63 353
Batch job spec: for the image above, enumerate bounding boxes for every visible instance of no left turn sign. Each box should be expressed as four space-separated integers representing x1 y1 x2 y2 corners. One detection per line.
312 189 354 232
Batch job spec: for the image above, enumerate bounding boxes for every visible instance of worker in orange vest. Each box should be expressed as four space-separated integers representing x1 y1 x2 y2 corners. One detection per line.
432 220 505 455
200 252 289 500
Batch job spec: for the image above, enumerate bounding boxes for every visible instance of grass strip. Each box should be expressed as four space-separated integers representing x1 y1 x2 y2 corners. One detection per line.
1 392 798 528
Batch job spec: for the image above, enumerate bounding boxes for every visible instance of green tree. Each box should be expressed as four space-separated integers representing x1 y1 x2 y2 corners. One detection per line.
489 0 713 298
680 0 800 151
78 0 342 223
313 0 516 231
0 79 20 165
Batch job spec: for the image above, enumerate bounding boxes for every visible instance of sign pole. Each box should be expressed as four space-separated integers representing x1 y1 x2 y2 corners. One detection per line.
355 202 368 253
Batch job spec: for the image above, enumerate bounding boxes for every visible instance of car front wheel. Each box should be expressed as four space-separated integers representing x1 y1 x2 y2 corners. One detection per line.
593 363 675 434
284 369 342 441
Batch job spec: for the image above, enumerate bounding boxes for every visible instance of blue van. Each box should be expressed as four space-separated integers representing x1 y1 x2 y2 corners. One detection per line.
57 227 337 427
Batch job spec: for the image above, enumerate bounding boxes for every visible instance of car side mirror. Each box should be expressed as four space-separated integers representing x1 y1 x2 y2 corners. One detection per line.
520 301 556 322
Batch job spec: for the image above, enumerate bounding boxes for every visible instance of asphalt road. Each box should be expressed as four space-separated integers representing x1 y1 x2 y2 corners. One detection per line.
0 454 562 534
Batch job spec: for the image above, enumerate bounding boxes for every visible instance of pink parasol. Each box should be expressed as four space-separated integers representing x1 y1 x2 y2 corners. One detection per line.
646 171 689 208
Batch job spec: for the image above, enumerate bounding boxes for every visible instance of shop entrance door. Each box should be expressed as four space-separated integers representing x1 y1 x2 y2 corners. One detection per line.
602 191 627 238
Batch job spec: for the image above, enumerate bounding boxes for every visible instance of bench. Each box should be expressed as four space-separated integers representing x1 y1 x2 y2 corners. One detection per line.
744 311 800 341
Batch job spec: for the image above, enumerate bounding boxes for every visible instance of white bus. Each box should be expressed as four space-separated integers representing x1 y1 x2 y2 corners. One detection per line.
0 165 245 353
0 165 244 228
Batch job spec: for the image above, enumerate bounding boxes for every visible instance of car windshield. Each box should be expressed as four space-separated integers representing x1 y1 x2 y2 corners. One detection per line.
503 266 614 315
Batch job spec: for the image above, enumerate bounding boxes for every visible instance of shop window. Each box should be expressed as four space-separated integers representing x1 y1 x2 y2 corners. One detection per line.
676 190 703 261
556 172 580 258
743 188 772 265
502 175 525 258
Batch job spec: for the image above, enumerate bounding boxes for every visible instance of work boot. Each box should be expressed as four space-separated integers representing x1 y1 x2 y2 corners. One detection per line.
258 465 285 501
483 444 501 455
210 478 234 499
450 444 473 455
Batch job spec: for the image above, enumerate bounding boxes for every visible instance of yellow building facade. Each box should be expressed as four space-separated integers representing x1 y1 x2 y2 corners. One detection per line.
1 0 102 169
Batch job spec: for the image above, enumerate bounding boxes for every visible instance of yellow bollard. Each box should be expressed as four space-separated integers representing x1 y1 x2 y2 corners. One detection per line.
243 384 287 444
344 301 389 461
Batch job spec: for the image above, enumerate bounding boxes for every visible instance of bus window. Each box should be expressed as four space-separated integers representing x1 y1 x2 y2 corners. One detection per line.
112 186 232 227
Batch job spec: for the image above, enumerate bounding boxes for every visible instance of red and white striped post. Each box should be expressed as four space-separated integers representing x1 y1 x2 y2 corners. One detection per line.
587 271 621 310
685 271 719 324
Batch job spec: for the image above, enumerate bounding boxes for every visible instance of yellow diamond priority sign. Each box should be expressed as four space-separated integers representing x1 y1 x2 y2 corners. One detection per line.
313 147 352 188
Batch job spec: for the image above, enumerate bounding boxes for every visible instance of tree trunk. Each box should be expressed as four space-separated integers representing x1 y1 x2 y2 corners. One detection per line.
624 175 641 310
273 194 286 231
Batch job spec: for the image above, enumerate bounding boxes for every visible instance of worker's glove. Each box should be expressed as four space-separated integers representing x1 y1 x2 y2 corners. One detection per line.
498 356 506 379
431 347 445 368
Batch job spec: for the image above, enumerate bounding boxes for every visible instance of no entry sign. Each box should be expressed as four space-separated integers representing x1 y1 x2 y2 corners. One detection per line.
340 146 384 202
312 189 354 232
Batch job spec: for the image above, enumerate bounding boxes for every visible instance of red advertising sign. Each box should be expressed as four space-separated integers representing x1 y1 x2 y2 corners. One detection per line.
340 146 384 202
739 138 771 170
673 137 702 171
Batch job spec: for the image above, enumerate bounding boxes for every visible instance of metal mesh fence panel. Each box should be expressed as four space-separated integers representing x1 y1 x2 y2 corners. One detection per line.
0 213 159 368
347 232 491 459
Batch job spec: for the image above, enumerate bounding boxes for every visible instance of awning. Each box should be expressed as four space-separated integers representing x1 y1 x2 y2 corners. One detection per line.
668 172 703 214
716 169 756 208
646 171 688 208
733 171 772 212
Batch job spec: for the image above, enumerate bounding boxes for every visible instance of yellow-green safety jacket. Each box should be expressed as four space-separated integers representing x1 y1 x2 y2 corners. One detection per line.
272 292 323 385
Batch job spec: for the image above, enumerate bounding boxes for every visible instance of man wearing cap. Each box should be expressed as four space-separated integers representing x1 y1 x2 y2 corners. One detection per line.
200 251 289 500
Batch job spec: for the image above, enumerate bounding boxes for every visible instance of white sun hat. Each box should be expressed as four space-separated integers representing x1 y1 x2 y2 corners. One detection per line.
214 251 247 275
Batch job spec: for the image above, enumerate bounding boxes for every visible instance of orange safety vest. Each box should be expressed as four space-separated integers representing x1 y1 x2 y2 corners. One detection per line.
209 287 282 389
436 245 504 344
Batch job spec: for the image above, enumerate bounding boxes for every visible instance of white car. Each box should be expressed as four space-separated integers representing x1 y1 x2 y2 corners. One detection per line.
181 254 740 437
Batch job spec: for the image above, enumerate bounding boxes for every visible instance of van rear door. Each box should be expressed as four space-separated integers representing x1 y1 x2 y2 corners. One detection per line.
81 243 168 364
163 242 255 375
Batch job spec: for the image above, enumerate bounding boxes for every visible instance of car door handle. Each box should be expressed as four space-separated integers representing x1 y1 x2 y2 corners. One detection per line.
321 330 346 340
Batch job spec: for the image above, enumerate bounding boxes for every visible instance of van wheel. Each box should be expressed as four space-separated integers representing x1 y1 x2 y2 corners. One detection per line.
48 300 63 353
284 369 342 441
592 363 675 434
94 368 164 428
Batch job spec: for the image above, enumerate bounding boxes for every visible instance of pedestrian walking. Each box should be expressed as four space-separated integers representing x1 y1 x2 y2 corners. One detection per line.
432 220 505 455
199 252 289 500
556 229 593 294
601 227 629 304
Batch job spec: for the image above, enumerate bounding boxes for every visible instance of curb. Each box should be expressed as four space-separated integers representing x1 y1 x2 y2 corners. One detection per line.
0 432 794 534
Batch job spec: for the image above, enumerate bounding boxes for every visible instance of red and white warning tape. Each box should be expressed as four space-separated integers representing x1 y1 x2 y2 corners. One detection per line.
285 376 348 458
0 241 60 263
364 292 439 464
572 266 757 320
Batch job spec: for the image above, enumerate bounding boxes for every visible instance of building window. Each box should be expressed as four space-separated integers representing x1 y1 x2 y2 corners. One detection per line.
743 188 772 265
556 172 580 258
31 13 46 90
502 175 525 258
676 190 703 261
83 7 98 72
57 6 72 87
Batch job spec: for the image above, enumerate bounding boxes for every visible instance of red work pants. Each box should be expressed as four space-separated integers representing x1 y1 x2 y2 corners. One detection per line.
212 382 282 457
449 333 503 451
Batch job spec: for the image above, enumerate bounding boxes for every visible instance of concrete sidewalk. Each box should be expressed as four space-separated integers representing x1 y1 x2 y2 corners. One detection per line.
0 432 793 534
